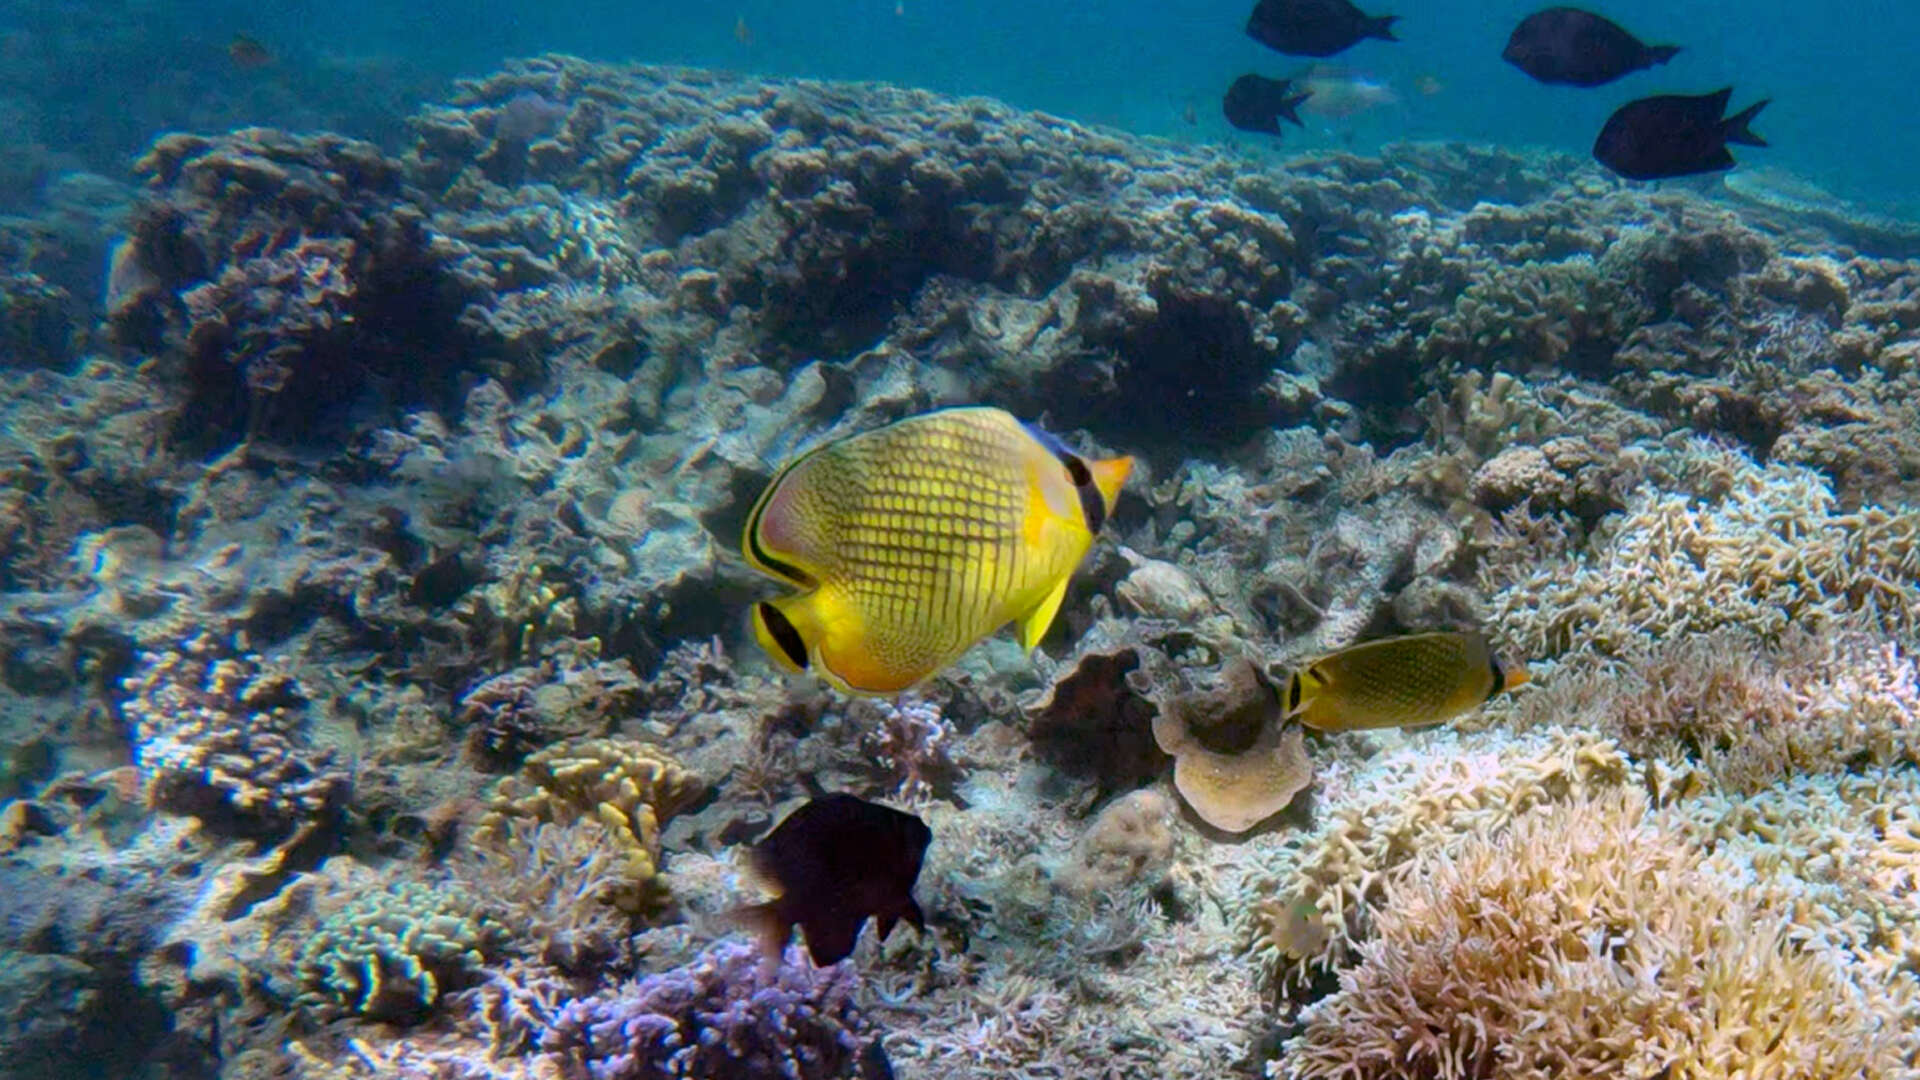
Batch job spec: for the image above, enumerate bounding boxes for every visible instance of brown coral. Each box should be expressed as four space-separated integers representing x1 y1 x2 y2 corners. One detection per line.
120 633 348 835
1150 659 1310 834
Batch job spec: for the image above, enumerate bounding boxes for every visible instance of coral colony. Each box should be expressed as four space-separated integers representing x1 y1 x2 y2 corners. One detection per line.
0 50 1917 1080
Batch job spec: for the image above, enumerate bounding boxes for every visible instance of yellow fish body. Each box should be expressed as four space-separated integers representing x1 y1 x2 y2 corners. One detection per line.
1284 631 1529 732
743 407 1132 695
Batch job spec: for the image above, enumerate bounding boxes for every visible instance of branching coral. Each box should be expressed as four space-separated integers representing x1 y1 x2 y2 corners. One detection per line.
1278 791 1906 1080
453 819 638 975
1244 728 1629 990
1488 451 1920 659
120 632 349 835
474 737 702 916
295 880 502 1024
852 696 957 802
1510 624 1920 793
537 941 877 1080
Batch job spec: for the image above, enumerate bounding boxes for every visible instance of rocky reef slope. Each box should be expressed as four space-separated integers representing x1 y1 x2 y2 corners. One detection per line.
1 56 1917 1080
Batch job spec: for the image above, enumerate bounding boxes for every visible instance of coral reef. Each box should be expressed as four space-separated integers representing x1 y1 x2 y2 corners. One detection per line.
538 941 878 1080
1279 791 1907 1079
475 737 703 916
296 879 502 1024
3 51 1920 1080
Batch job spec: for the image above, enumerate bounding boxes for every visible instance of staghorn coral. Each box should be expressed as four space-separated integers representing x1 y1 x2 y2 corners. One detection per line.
1244 727 1630 991
474 737 702 916
537 940 879 1080
1277 790 1906 1079
1488 450 1920 659
120 633 348 836
295 879 502 1024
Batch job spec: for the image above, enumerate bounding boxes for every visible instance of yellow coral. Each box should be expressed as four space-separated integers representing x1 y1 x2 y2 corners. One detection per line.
475 737 702 915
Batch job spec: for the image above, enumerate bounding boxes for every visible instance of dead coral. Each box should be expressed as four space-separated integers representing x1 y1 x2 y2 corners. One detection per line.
1279 789 1906 1079
1057 789 1178 897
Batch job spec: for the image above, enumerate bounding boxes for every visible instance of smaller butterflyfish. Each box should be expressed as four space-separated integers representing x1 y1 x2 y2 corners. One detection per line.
1283 630 1529 732
741 406 1132 696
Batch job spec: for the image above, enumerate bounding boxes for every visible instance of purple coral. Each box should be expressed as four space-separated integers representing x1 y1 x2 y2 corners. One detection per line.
863 697 956 801
539 941 875 1080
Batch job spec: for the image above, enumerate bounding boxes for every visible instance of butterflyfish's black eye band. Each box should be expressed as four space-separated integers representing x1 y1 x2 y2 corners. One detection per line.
758 603 810 670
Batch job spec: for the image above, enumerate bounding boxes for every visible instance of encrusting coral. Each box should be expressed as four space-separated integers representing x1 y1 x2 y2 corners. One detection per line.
1278 789 1907 1079
474 737 703 916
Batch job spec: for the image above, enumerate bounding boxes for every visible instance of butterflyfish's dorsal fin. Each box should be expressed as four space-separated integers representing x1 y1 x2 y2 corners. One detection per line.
1017 576 1073 651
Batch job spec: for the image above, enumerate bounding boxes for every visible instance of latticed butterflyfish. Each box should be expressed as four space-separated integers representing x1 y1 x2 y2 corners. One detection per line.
742 406 1132 696
1284 630 1529 732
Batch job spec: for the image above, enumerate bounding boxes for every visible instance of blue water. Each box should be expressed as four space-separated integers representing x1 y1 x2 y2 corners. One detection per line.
12 0 1907 214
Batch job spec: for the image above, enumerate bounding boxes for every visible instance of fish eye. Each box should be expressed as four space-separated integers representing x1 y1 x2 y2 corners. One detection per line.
756 603 810 670
1286 674 1303 714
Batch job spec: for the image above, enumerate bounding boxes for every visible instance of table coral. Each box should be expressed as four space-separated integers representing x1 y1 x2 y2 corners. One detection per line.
1278 790 1906 1079
474 737 702 916
120 633 349 836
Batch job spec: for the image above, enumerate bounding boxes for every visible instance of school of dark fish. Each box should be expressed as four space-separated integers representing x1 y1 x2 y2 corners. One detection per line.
1229 1 1770 180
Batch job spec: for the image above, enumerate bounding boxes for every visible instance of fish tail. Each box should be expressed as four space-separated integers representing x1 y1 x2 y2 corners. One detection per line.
1722 99 1769 147
728 901 791 967
1368 14 1399 42
1645 44 1681 66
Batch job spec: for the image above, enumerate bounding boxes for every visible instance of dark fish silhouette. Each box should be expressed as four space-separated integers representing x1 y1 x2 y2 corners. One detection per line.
227 34 271 69
1246 0 1398 58
1223 74 1312 135
1593 87 1769 180
1503 7 1679 87
736 794 931 966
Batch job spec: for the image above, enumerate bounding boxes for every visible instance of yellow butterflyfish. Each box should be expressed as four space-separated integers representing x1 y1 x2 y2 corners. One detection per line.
1284 630 1529 732
742 406 1132 695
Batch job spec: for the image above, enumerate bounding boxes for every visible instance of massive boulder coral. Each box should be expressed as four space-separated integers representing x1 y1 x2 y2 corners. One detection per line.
295 879 501 1024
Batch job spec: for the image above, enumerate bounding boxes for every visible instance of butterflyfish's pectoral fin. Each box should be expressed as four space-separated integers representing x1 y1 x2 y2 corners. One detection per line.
1017 575 1073 651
